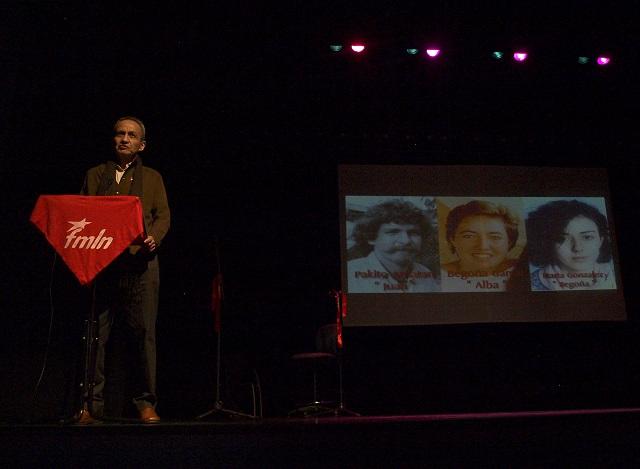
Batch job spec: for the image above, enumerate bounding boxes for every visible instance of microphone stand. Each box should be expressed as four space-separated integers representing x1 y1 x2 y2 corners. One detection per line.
197 238 256 420
64 281 99 425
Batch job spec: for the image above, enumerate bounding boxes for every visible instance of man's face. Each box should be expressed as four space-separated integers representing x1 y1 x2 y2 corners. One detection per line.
113 119 145 163
370 222 422 268
451 215 510 271
554 215 603 272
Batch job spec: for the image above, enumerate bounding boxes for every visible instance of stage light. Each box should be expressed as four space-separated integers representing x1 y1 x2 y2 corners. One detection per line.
329 44 343 52
513 52 528 62
577 56 589 64
596 56 611 65
406 48 419 55
425 49 441 58
492 51 504 60
351 44 365 53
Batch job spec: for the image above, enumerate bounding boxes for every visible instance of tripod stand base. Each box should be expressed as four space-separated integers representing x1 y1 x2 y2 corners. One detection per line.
332 405 361 417
196 401 256 420
288 401 361 418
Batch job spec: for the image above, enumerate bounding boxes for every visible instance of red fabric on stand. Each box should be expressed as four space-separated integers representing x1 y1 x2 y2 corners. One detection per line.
211 273 224 333
336 291 347 350
30 195 144 285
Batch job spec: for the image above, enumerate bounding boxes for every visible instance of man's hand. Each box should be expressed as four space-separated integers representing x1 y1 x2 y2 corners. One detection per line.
143 236 157 252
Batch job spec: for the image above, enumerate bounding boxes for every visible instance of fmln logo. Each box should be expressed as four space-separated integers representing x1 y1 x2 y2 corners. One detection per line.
65 218 113 250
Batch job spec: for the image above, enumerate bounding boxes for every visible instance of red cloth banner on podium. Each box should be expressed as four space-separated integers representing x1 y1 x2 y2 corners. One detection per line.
30 195 145 285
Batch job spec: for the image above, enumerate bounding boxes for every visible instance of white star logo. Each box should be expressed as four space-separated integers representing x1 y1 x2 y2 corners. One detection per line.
67 218 92 232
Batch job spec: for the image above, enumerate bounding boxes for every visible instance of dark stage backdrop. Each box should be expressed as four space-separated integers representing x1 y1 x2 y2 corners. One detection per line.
2 3 640 420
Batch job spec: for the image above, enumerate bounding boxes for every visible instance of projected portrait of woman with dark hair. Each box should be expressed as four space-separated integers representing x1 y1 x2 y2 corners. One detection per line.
439 198 525 292
346 197 440 293
525 199 617 291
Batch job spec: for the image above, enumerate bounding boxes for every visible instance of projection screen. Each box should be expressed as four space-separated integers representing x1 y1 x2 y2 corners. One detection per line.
339 165 626 326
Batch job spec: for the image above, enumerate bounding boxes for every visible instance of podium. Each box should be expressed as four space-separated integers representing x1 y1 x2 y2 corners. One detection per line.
31 195 145 423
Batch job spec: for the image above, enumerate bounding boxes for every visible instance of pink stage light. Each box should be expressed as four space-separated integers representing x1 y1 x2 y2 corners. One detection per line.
596 56 611 65
425 49 441 58
351 44 366 53
513 52 528 62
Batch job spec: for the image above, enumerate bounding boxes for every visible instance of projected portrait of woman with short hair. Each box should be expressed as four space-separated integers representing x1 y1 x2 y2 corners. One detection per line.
346 197 440 293
525 199 617 291
439 199 525 292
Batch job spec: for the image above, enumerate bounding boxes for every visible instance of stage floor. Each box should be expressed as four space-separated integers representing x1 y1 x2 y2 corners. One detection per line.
3 408 640 467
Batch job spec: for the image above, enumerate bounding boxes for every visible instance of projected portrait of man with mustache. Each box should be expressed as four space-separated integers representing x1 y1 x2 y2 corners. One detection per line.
347 199 440 293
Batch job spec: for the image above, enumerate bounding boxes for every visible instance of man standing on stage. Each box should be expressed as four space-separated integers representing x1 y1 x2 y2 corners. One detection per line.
81 116 170 423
